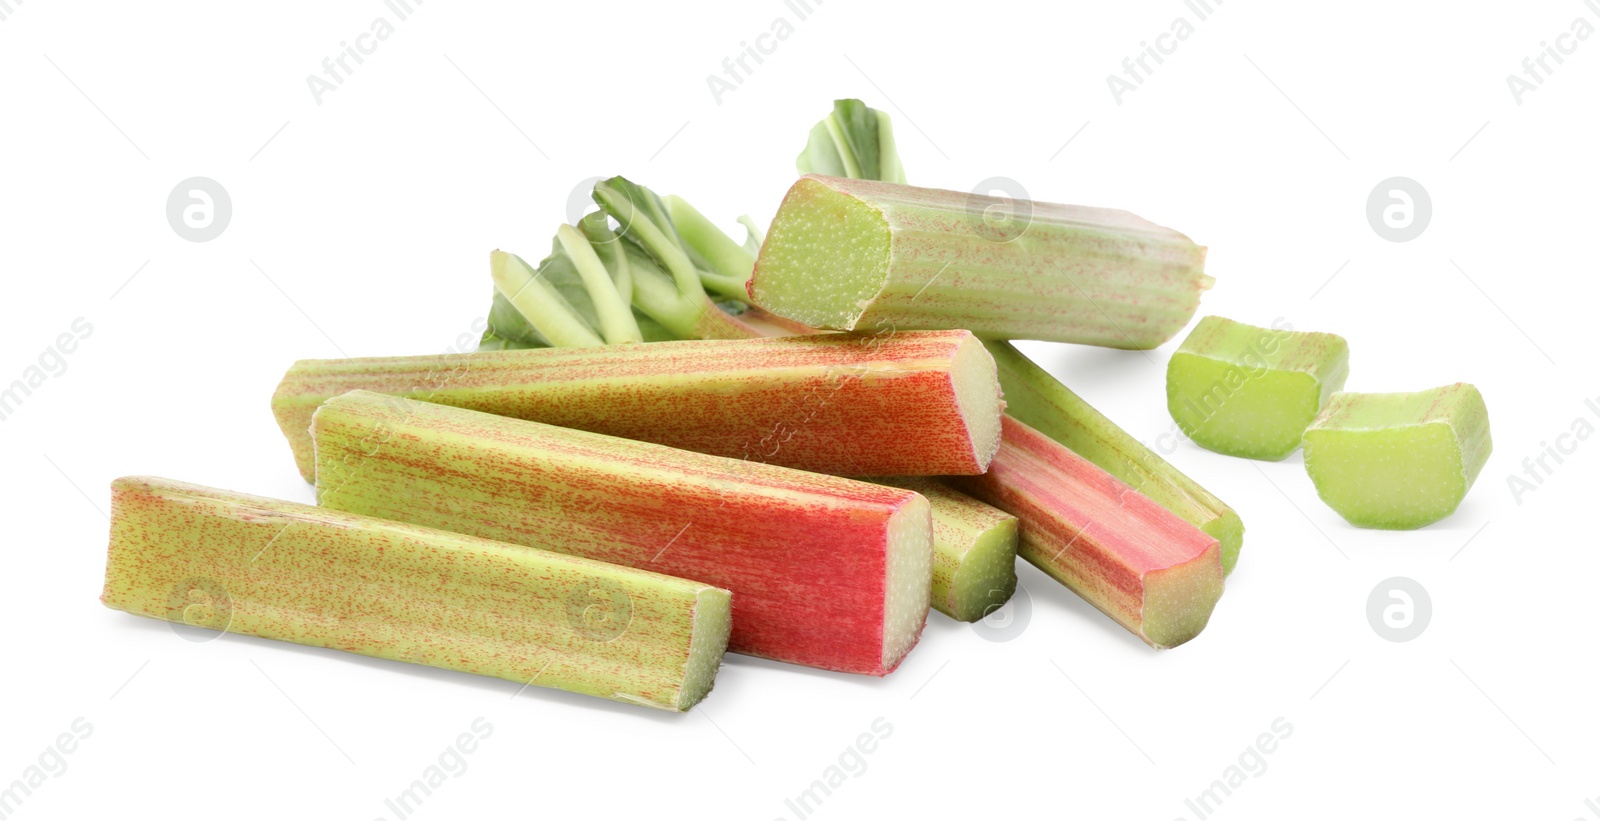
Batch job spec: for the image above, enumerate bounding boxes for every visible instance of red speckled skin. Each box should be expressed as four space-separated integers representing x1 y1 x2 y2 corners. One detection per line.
950 416 1221 645
273 330 999 483
313 391 930 675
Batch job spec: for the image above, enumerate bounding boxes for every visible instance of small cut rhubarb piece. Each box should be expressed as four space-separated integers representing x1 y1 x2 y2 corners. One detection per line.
748 175 1211 348
1302 383 1492 529
949 416 1224 649
985 339 1245 575
100 477 731 711
311 391 933 675
1166 316 1350 461
878 478 1018 623
272 330 1003 482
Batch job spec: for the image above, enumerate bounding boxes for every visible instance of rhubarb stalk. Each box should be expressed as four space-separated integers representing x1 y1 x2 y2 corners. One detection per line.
1167 316 1349 461
101 477 732 711
311 391 934 675
1302 383 1492 529
949 416 1224 649
984 340 1245 574
748 175 1211 348
273 330 1003 482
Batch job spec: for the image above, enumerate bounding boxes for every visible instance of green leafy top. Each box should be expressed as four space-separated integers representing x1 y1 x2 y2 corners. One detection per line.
797 99 906 184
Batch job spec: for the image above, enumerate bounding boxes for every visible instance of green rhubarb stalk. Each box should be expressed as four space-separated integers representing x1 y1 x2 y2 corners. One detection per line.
663 194 758 299
1303 383 1492 530
748 175 1211 348
101 476 731 711
949 416 1225 649
984 340 1245 575
311 390 934 676
272 330 1004 482
1167 316 1349 461
878 478 1017 623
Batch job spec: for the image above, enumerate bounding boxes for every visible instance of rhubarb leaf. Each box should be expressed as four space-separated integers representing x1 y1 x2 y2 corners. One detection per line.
478 290 550 351
798 99 906 184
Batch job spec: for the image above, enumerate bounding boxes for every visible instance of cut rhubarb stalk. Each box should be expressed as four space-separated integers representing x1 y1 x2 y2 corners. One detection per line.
273 330 1003 482
948 416 1224 648
311 391 933 675
1167 316 1350 461
985 340 1245 575
1302 383 1492 529
101 476 731 711
878 478 1017 623
748 175 1211 348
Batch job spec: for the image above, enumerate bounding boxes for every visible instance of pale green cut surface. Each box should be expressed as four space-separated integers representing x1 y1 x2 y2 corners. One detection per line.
948 518 1020 623
1168 358 1323 460
1302 384 1492 530
1142 545 1226 649
1166 316 1349 461
678 588 733 710
749 177 890 330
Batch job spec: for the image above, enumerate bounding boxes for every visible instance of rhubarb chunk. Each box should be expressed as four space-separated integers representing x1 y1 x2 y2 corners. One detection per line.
101 477 731 711
879 478 1018 622
1167 316 1350 461
985 340 1245 575
949 417 1224 648
312 391 933 675
1302 383 1492 529
273 330 1002 482
748 175 1211 348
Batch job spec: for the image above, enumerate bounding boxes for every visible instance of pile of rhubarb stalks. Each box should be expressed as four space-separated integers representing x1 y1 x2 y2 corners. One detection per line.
100 100 1248 712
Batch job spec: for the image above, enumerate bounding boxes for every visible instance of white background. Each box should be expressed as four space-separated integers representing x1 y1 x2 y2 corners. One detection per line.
2 1 1596 818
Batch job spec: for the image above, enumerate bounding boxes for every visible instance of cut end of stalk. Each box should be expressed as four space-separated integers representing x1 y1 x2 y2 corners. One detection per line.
1167 316 1350 461
948 517 1020 623
952 333 1005 472
677 587 733 710
881 493 933 674
750 176 890 331
1141 543 1226 648
1302 383 1491 530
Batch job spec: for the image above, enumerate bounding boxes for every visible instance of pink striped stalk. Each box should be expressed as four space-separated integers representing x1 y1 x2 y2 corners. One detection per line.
100 477 732 711
272 330 1003 483
748 175 1212 348
311 390 934 676
949 416 1224 648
